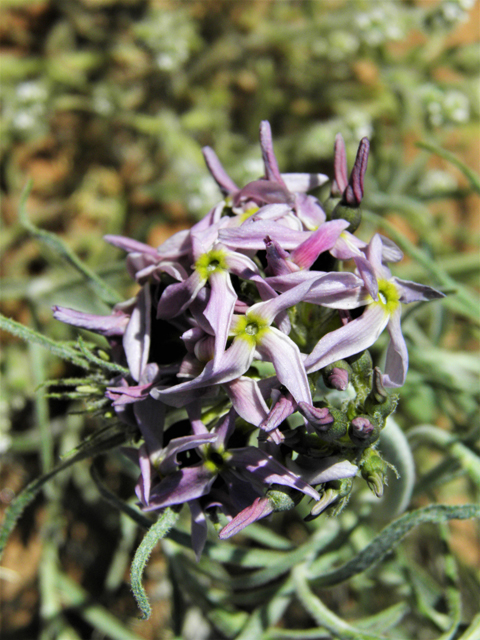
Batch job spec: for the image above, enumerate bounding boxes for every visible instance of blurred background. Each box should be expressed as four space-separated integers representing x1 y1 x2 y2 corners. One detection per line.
1 1 479 639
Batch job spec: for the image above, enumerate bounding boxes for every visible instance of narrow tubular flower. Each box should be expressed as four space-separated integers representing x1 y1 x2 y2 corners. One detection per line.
53 120 445 555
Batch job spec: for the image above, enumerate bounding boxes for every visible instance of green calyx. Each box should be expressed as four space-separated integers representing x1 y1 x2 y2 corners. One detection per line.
360 447 390 498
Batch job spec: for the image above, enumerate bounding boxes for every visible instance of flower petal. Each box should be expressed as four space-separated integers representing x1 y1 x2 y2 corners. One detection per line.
145 464 216 510
291 219 349 269
159 433 218 475
332 133 348 196
257 328 312 405
281 173 329 193
157 270 205 319
382 306 409 388
290 455 358 485
52 306 129 336
305 304 389 373
394 277 445 304
123 285 151 382
189 499 208 560
152 338 255 406
204 270 237 364
259 120 286 185
202 146 238 195
218 497 274 539
229 447 320 500
223 377 269 427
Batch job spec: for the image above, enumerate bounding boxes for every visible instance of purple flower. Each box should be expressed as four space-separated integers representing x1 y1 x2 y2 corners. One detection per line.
305 234 445 387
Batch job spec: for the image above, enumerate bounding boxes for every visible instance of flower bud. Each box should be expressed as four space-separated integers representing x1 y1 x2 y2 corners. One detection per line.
322 360 352 391
364 367 398 420
349 415 382 448
297 403 348 442
266 488 297 512
348 350 373 398
360 447 389 498
306 477 354 520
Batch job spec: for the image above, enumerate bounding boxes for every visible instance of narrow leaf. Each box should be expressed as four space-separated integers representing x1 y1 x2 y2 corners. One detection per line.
0 313 89 368
310 504 480 588
130 508 180 619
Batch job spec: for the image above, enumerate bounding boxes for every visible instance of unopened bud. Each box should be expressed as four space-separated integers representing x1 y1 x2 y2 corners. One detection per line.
370 367 388 404
342 137 369 208
297 403 348 442
348 350 373 398
360 448 389 498
266 488 297 512
365 368 398 419
349 415 381 448
322 361 352 391
306 477 354 520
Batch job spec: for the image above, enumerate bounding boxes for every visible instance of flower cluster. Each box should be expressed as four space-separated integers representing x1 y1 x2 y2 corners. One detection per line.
53 122 443 558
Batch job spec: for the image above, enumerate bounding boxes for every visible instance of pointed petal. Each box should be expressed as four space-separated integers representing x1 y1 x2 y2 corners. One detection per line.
294 193 327 230
219 221 311 251
157 270 205 319
233 180 290 207
291 219 349 269
379 235 403 262
300 272 366 309
52 306 129 336
332 133 348 196
218 497 274 539
330 231 366 260
281 173 329 193
123 285 151 382
354 255 378 300
189 499 208 560
133 397 165 456
393 277 445 304
305 304 389 373
137 444 152 506
251 276 320 325
156 228 191 259
259 120 285 185
258 328 312 405
366 234 391 280
213 408 237 448
152 338 255 405
229 447 320 500
224 248 260 278
145 464 216 509
104 234 160 257
290 456 358 485
382 306 409 388
204 270 237 364
224 377 269 427
202 146 238 195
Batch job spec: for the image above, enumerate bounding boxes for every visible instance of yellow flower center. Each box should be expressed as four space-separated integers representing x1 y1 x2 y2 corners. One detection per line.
232 313 269 347
203 446 227 474
373 278 400 315
195 249 229 280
